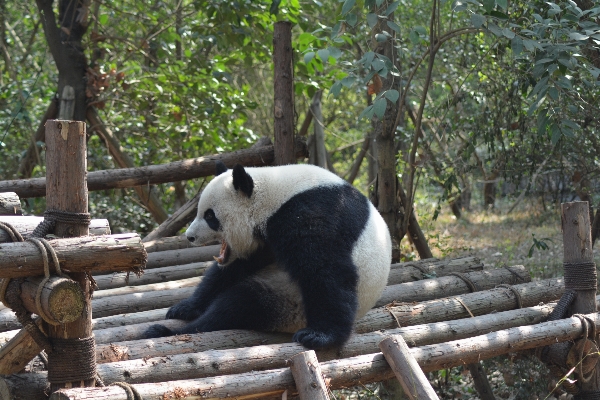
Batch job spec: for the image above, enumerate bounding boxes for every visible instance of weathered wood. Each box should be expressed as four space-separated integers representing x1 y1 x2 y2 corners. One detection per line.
377 265 528 307
14 276 84 323
142 190 201 243
0 139 309 199
0 233 146 278
146 246 219 269
273 21 295 166
0 193 21 215
48 312 600 400
94 262 209 290
0 371 48 400
93 277 201 300
561 201 600 393
379 335 439 400
0 318 45 374
356 278 564 333
388 256 481 285
289 351 329 400
94 300 557 364
0 216 110 243
143 235 192 253
45 119 95 391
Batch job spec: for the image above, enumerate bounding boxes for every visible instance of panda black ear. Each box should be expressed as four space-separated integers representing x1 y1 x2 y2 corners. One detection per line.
232 164 254 198
215 160 228 176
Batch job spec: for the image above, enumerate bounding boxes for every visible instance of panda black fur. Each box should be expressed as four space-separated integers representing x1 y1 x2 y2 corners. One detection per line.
144 162 392 349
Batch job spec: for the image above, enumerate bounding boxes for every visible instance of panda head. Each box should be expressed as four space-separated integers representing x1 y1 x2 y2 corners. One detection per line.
185 161 259 266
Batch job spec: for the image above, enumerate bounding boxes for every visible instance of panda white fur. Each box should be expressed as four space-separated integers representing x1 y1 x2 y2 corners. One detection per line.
145 162 391 349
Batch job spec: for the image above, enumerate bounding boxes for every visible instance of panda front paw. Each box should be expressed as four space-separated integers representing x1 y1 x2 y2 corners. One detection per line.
144 324 174 339
166 300 201 321
293 328 343 350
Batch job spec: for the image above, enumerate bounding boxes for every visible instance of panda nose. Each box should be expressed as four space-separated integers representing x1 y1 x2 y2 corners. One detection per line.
187 236 195 243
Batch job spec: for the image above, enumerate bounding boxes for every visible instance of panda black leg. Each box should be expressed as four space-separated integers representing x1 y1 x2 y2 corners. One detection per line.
292 265 358 349
150 280 285 337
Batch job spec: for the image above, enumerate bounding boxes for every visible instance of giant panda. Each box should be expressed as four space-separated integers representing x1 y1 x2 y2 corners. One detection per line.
144 162 392 349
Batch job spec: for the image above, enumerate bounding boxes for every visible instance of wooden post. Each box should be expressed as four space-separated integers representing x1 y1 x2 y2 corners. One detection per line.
45 119 96 391
379 335 439 400
289 350 329 400
273 21 295 166
561 201 600 394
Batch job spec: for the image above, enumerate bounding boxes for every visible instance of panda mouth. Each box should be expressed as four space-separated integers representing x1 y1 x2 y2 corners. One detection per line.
214 239 231 265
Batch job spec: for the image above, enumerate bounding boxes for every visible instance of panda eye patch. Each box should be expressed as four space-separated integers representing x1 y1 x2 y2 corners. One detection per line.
203 209 220 231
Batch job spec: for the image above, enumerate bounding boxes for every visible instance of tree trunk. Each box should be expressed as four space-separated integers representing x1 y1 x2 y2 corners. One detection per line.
273 21 295 166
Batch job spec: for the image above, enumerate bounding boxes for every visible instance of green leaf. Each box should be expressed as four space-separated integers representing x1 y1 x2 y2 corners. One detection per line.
384 89 399 102
487 23 503 37
471 14 486 28
364 51 375 68
346 13 358 26
372 59 385 71
511 36 523 55
329 80 343 97
317 49 330 62
99 14 109 25
341 0 356 16
304 51 315 63
385 1 400 15
359 105 375 120
376 0 385 6
373 97 387 118
452 0 467 11
556 76 572 89
387 20 401 33
367 13 378 29
298 33 317 45
569 32 589 40
375 33 388 42
502 28 515 39
482 0 495 12
269 0 282 14
328 47 342 59
496 0 507 10
562 119 580 130
527 95 546 116
341 76 355 87
537 109 549 134
409 30 420 44
548 87 558 99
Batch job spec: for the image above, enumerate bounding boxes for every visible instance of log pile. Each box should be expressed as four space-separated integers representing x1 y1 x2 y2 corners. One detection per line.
0 202 597 398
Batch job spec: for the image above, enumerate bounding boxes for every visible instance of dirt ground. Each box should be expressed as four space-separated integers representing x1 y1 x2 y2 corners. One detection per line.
337 198 595 400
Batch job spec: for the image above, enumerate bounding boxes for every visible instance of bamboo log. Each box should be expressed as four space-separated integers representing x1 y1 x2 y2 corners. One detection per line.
13 276 84 323
94 300 557 364
387 256 481 285
93 277 201 300
143 235 192 253
0 216 110 243
49 312 600 400
377 265 528 307
0 301 565 398
379 335 439 400
94 262 209 290
0 193 21 215
289 351 329 400
0 233 146 278
0 140 309 199
356 278 564 333
146 246 219 269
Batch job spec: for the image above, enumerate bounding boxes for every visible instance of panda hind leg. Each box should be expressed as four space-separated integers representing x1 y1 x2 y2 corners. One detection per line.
171 279 288 335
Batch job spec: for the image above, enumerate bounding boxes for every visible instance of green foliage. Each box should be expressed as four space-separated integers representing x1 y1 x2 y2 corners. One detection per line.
527 233 553 258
